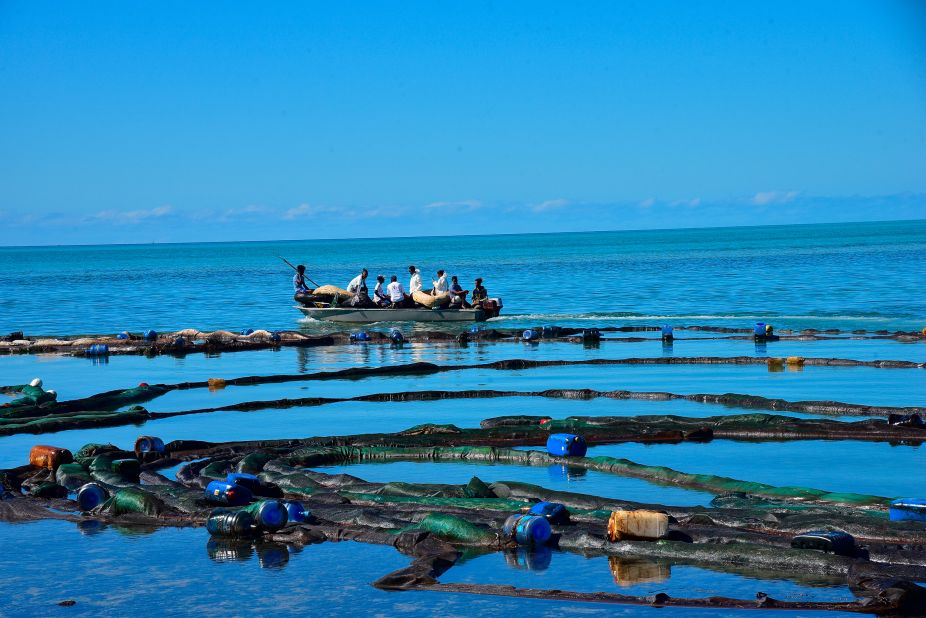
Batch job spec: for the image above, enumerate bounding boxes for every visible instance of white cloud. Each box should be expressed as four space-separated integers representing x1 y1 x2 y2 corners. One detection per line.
424 199 482 211
531 198 570 212
752 191 799 205
91 205 174 224
282 203 341 220
638 198 655 209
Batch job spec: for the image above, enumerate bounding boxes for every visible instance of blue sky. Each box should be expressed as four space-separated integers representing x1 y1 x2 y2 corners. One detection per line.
1 1 924 245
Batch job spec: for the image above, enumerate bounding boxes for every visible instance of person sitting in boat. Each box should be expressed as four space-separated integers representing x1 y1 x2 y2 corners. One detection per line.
347 269 373 307
471 277 487 306
432 270 449 296
408 265 422 294
372 275 389 307
293 265 310 294
387 275 410 308
448 275 470 308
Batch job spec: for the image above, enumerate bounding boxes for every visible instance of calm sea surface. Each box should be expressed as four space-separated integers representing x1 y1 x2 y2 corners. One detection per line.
1 219 924 334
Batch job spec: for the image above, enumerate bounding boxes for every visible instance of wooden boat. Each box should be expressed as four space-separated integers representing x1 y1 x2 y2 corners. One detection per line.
294 294 502 323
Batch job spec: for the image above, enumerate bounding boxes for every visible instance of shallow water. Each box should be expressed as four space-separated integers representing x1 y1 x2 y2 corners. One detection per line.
312 460 717 506
0 520 858 617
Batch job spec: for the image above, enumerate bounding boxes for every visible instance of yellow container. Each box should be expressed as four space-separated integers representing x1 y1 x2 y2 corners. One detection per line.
767 358 785 372
207 378 227 391
786 356 805 366
607 509 668 542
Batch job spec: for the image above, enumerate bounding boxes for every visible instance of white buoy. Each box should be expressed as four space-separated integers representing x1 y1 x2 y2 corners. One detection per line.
29 378 43 388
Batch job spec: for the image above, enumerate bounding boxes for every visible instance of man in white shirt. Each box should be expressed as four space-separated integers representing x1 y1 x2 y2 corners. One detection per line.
387 275 408 307
372 275 389 307
432 269 449 295
347 269 368 294
408 265 422 294
346 269 371 307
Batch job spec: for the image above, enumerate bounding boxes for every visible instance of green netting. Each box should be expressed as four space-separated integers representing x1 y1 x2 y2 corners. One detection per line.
236 452 275 474
76 443 121 465
343 491 530 511
98 487 165 516
55 463 91 490
28 481 67 498
463 476 496 499
403 512 498 544
0 409 148 436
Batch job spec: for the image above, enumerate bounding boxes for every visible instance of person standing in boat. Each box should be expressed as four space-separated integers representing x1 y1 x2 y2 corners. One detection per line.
293 265 311 294
472 277 487 307
408 265 422 294
372 275 389 307
387 275 409 308
432 270 449 296
347 269 372 307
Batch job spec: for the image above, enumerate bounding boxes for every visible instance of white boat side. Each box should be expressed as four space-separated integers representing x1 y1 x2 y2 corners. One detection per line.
295 305 488 322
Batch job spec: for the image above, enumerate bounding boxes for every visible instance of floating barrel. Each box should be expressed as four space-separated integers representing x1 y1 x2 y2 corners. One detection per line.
226 472 260 490
350 331 371 342
527 501 570 525
661 325 674 340
582 328 600 341
117 331 130 340
270 331 282 343
86 344 109 356
29 445 73 470
241 328 254 336
204 480 253 506
791 530 855 556
546 433 587 457
173 336 186 348
246 499 288 531
134 436 165 454
206 509 256 537
143 329 158 341
284 500 309 523
522 329 540 341
207 377 226 391
389 328 404 344
76 483 109 511
503 514 552 546
541 325 561 338
753 322 766 337
607 509 668 542
889 498 926 522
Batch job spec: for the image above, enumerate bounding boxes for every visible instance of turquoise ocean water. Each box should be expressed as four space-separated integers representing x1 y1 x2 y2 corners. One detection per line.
1 220 924 616
1 219 924 334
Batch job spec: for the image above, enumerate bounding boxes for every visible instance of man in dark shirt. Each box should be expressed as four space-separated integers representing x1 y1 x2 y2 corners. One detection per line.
471 277 487 306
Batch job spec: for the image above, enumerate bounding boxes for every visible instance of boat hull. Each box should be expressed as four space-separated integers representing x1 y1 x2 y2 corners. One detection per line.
295 305 490 323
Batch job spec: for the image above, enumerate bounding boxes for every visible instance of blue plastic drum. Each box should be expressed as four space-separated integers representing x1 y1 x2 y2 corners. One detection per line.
76 483 109 510
546 433 587 457
284 500 309 523
528 501 570 524
252 500 288 531
503 514 552 546
143 329 158 341
205 480 253 506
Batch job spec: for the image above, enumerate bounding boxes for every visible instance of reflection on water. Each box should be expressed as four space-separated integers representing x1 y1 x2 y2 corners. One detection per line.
609 556 671 586
504 546 553 571
547 464 587 482
206 538 290 569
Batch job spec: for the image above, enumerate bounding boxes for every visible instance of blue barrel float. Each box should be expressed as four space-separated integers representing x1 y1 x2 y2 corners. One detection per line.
661 325 674 340
541 325 561 338
76 483 109 510
204 480 253 506
116 331 130 340
546 433 587 457
522 329 540 341
503 514 552 546
86 344 109 356
528 501 570 524
241 328 254 336
284 500 309 523
247 499 288 531
270 331 282 343
889 498 926 522
389 328 404 344
350 331 371 342
143 329 158 341
134 436 165 454
582 328 600 342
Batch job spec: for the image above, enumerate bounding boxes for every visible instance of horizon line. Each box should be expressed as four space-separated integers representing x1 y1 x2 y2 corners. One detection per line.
1 216 924 250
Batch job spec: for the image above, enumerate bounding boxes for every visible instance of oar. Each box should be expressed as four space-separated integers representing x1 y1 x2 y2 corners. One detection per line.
278 256 320 287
